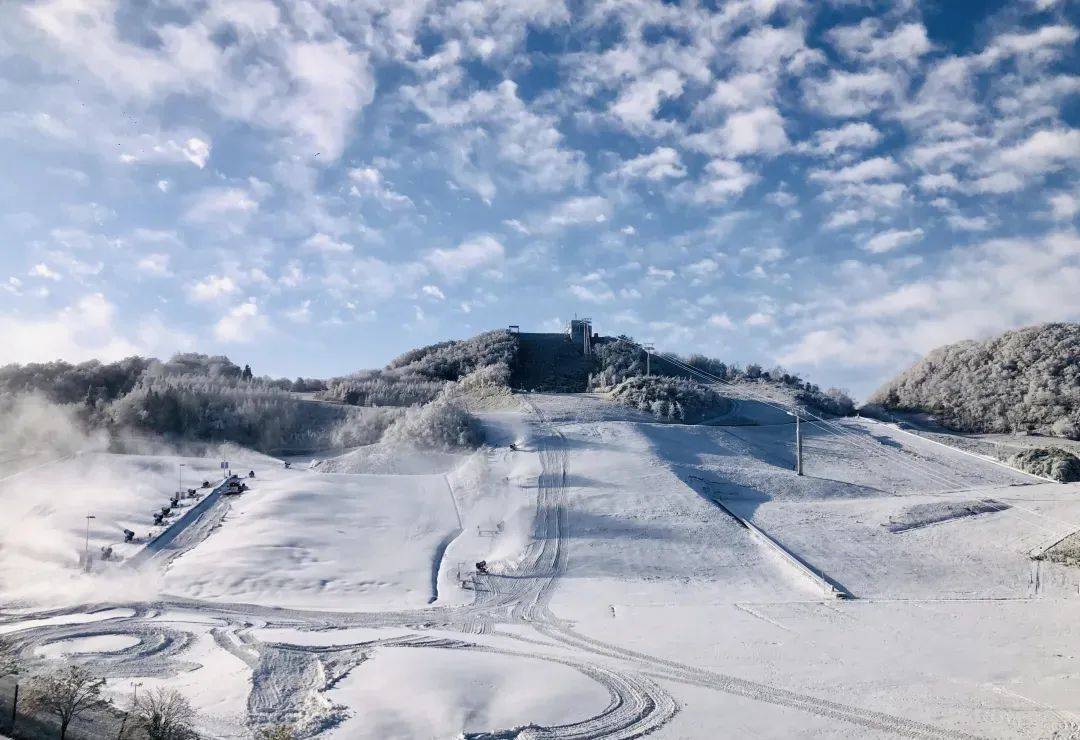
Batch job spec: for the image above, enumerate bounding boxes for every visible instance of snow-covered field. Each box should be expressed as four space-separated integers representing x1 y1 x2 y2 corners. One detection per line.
2 392 1079 738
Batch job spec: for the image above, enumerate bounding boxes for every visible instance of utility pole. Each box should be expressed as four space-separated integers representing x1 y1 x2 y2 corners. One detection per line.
179 463 185 495
117 681 142 739
83 514 96 572
795 414 803 476
644 345 655 376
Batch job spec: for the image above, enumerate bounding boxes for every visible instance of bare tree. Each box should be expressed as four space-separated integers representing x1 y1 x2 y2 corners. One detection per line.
23 665 109 739
133 687 198 740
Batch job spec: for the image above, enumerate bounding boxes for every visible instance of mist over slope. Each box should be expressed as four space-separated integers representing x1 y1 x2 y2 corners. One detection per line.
868 323 1080 439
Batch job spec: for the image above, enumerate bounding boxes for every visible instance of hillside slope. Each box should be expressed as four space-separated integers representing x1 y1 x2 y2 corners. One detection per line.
868 323 1080 439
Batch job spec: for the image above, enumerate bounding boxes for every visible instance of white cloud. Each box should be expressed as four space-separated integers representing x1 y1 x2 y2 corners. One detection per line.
745 311 774 327
617 147 686 180
534 196 613 232
303 233 353 254
29 263 61 281
422 284 446 300
811 156 903 184
284 300 312 324
184 186 260 225
996 128 1080 176
426 235 505 280
610 69 684 130
799 122 882 157
829 20 932 64
687 160 758 204
135 253 171 276
707 313 733 329
803 69 903 117
0 293 175 363
191 275 238 302
717 106 789 156
946 214 992 232
686 258 719 278
181 137 210 168
569 282 615 304
25 1 374 160
864 228 924 254
348 167 413 208
1048 191 1079 221
779 230 1080 371
214 298 269 343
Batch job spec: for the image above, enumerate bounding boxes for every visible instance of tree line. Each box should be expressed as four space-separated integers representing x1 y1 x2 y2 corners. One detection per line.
869 322 1079 439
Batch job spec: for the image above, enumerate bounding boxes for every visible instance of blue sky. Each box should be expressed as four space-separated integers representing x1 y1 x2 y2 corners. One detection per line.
0 0 1077 398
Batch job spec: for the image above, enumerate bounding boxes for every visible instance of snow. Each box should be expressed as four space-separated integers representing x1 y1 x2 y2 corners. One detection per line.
323 646 609 739
162 468 462 611
0 608 135 635
35 633 139 657
3 391 1080 738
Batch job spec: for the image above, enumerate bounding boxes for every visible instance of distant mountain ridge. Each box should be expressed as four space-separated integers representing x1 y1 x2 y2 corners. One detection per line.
868 323 1080 439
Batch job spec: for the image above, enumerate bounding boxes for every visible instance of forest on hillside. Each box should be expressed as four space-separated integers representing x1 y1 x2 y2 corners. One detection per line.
868 323 1080 439
0 325 860 452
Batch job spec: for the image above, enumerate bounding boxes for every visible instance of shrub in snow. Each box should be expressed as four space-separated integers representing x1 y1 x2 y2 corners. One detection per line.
320 330 517 408
609 375 729 422
382 398 482 449
868 322 1080 439
106 375 315 452
589 337 646 389
318 372 445 407
589 337 852 416
1008 447 1080 483
329 407 403 448
800 386 855 416
387 329 517 381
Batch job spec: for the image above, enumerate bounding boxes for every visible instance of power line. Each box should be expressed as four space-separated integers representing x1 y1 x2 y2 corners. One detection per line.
633 342 1080 534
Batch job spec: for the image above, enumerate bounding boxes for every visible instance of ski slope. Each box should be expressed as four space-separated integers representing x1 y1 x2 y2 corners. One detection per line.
2 392 1079 738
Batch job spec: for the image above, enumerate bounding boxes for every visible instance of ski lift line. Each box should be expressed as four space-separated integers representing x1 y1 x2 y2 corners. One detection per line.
658 351 977 491
643 343 1025 500
644 348 969 491
655 352 1078 526
640 344 1080 532
635 345 1006 496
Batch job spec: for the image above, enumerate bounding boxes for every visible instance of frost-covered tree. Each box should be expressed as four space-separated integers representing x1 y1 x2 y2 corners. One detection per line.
320 330 517 408
609 376 728 422
134 688 199 740
382 397 482 449
869 323 1080 439
23 665 109 740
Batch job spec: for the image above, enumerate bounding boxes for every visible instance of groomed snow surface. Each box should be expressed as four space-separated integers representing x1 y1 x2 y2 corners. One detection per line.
1 392 1079 738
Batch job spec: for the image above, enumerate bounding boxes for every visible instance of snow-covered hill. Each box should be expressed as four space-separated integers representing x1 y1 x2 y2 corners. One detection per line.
2 391 1079 739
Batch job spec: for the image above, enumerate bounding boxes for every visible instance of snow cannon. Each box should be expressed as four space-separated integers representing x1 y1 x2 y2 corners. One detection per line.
248 470 256 478
475 560 489 575
153 513 164 526
123 529 135 543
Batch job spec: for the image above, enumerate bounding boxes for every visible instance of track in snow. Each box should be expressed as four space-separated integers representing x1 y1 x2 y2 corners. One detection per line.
4 398 982 739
